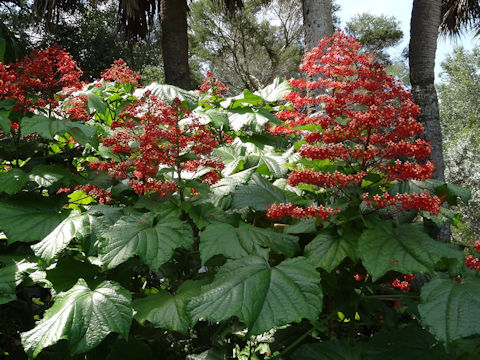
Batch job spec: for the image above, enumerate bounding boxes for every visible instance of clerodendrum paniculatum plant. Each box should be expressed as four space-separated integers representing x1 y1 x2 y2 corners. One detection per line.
0 32 479 360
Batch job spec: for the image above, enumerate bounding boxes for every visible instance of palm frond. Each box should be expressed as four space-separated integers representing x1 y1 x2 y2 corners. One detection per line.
440 0 480 36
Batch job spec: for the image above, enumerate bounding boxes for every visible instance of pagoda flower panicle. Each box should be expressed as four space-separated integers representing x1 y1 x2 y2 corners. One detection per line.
267 31 440 221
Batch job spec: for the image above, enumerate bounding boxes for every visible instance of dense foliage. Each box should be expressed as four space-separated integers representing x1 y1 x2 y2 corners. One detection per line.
0 31 478 359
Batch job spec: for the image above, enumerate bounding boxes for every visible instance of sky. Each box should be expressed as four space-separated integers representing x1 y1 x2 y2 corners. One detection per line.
337 0 480 82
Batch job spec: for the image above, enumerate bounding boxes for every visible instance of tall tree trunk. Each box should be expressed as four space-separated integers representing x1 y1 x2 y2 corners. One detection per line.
161 0 191 89
302 0 333 52
409 0 449 241
409 0 444 181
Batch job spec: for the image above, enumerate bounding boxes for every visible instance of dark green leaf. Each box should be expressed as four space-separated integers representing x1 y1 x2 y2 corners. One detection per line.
0 259 38 304
232 173 287 210
0 197 69 244
0 168 29 194
46 258 100 292
419 277 480 342
305 232 357 272
187 256 322 335
199 222 298 264
362 325 451 360
21 279 132 358
87 93 108 115
0 109 10 133
134 280 203 334
29 164 71 187
292 340 361 360
358 222 463 281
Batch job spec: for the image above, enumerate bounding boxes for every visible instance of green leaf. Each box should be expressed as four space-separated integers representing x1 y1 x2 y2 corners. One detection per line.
87 92 108 115
99 213 194 269
419 277 480 342
0 109 10 133
207 168 254 206
362 325 451 360
195 109 230 129
46 258 100 292
29 164 71 187
292 340 361 360
32 212 90 261
436 183 471 205
0 197 69 244
0 168 29 194
358 222 462 281
232 173 287 211
134 280 203 334
20 115 98 145
187 256 322 335
228 108 278 132
0 259 38 304
199 222 298 264
142 83 199 110
305 232 357 272
21 279 132 358
255 77 291 102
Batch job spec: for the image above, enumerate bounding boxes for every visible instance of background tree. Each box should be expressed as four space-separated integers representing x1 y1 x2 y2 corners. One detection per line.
345 13 403 65
302 0 334 51
438 47 480 241
189 0 303 93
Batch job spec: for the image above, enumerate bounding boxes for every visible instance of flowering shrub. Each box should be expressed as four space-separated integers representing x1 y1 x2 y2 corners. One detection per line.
0 36 478 360
267 31 440 222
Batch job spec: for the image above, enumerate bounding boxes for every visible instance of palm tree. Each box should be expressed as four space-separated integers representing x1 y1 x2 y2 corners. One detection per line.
440 0 480 35
30 0 244 89
409 0 445 181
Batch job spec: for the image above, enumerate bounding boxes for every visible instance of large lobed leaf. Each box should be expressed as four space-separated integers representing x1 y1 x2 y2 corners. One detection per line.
419 277 480 342
187 256 322 335
358 222 462 281
133 280 203 334
199 222 298 264
32 212 90 261
305 232 358 272
99 213 194 270
0 259 38 304
0 197 69 244
21 279 132 358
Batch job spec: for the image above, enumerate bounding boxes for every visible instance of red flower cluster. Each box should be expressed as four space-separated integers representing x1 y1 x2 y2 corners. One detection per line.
391 274 415 292
362 190 441 216
89 93 223 197
74 185 111 204
267 203 340 221
198 71 229 97
0 44 83 112
101 59 140 86
465 241 480 271
266 31 439 221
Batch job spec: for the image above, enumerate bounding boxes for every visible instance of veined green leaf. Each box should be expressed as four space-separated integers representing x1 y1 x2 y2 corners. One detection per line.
0 109 10 133
134 280 203 334
99 213 194 269
32 212 90 261
199 222 298 264
255 77 291 102
305 232 358 272
419 277 480 342
21 279 132 358
358 222 463 281
187 256 322 335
